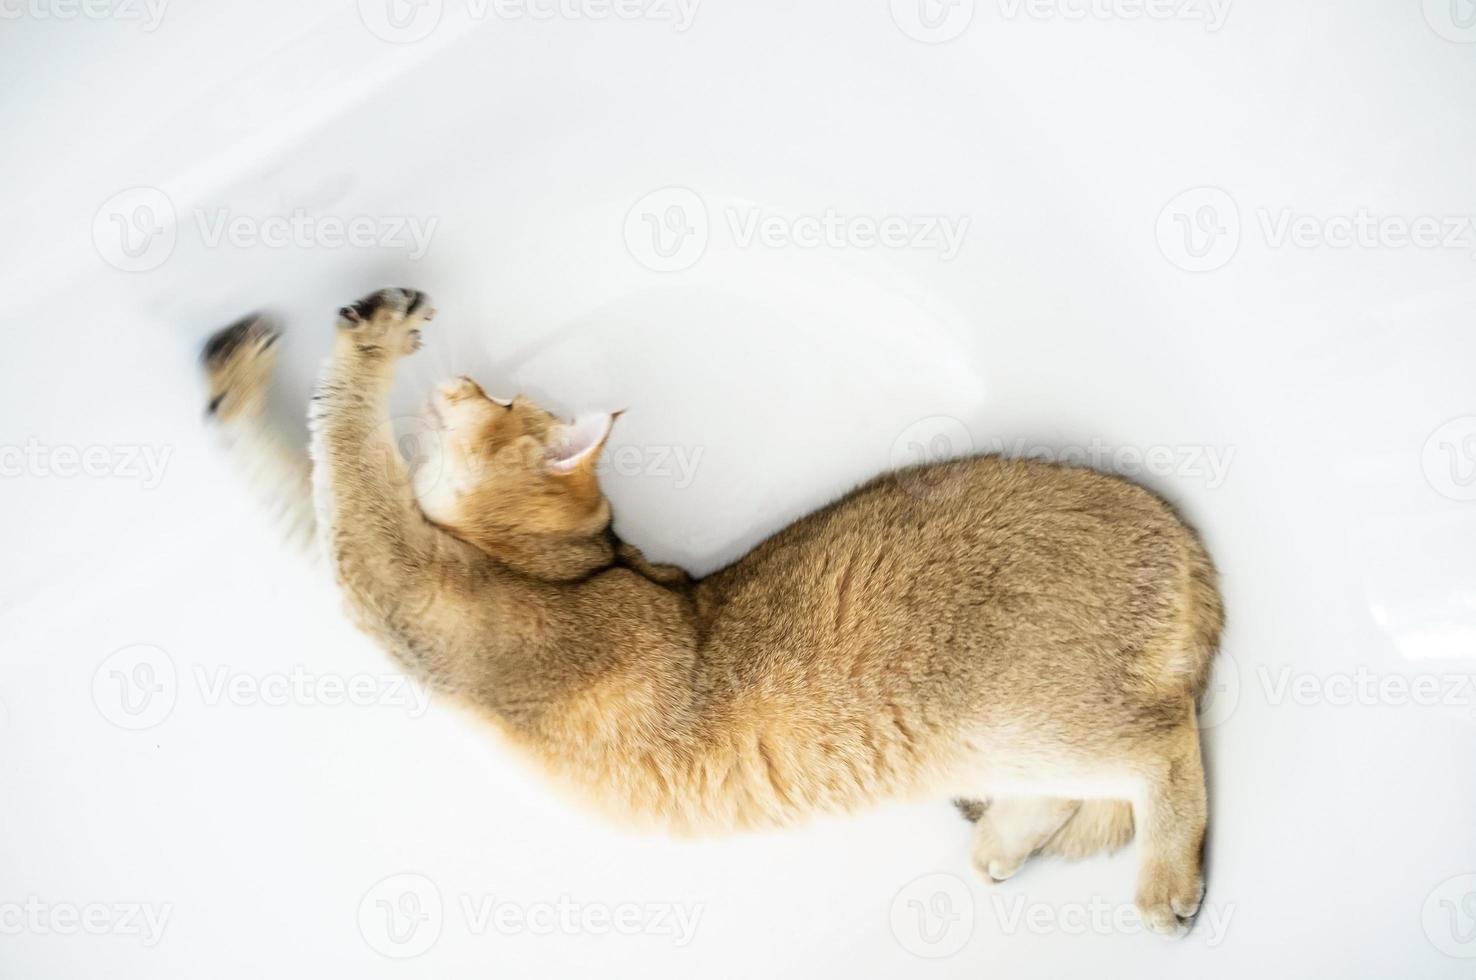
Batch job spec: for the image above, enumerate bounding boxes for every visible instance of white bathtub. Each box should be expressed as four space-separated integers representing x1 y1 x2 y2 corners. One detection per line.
2 1 1473 976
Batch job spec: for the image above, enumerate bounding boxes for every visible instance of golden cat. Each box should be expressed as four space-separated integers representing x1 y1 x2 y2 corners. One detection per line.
202 287 1223 937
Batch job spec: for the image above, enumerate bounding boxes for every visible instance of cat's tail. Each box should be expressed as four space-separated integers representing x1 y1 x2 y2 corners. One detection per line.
953 798 1135 859
201 313 316 551
1178 537 1225 703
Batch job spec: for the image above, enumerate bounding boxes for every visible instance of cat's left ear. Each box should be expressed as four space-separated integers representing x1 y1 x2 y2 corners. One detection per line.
545 412 617 475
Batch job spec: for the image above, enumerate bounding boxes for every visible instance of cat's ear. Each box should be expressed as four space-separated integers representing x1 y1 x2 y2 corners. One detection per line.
545 412 616 475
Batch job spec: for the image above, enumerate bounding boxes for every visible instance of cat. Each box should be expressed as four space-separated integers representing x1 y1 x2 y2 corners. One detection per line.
202 287 1224 937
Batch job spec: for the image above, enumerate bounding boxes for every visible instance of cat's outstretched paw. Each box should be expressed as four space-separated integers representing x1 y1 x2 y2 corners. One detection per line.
202 312 280 422
336 287 434 357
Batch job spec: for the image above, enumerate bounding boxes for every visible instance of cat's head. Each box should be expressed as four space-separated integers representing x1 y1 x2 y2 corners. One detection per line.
413 376 615 576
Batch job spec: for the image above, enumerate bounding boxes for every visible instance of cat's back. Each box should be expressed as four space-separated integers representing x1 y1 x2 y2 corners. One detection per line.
698 454 1215 673
718 453 1197 578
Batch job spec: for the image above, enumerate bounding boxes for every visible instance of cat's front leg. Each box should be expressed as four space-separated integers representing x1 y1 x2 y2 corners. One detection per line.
969 797 1081 882
310 288 460 621
615 540 693 589
201 313 316 549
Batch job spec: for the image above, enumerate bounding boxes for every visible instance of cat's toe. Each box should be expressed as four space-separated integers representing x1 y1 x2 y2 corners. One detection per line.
337 288 434 355
978 855 1026 882
1136 872 1203 938
969 836 1032 883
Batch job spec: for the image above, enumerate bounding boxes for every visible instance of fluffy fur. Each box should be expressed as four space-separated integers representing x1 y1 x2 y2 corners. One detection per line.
202 288 1224 937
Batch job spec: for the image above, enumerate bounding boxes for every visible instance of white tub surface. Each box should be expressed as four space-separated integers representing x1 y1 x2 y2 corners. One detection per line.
2 1 1474 976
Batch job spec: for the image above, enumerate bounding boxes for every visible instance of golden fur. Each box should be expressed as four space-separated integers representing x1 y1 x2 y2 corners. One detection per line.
202 288 1224 937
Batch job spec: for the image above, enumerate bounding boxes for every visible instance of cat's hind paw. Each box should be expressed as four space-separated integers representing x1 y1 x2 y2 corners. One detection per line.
1135 867 1204 938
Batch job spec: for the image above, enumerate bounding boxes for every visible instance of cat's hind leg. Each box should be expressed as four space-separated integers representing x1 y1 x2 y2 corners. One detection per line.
1039 799 1135 858
1131 718 1207 937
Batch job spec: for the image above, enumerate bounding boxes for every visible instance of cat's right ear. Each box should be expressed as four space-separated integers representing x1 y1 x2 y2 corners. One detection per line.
545 413 615 476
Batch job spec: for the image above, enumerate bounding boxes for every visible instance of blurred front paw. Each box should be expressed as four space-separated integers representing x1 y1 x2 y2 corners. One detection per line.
202 312 280 421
